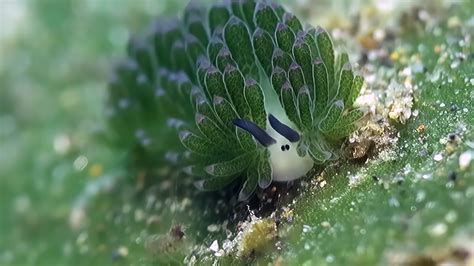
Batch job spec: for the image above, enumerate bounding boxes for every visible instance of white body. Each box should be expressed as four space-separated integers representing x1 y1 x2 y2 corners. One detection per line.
261 77 314 182
266 121 314 182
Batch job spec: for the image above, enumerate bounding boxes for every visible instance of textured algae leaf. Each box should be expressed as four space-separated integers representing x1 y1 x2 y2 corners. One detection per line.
275 2 474 265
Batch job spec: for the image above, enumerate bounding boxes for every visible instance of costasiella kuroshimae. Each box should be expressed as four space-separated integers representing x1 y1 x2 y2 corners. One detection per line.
106 0 364 201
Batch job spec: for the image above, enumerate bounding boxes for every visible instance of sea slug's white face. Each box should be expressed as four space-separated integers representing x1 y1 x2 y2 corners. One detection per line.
266 124 314 182
233 114 314 182
233 114 314 183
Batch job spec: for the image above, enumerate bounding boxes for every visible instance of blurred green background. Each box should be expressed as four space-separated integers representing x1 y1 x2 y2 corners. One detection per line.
0 1 190 265
1 0 473 265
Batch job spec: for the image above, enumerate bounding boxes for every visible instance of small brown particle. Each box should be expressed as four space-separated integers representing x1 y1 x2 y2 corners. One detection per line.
451 248 469 261
170 225 185 240
358 33 379 50
416 124 426 133
273 256 284 266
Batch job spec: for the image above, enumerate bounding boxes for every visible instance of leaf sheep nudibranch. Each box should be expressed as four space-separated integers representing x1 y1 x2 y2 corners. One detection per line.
106 0 364 201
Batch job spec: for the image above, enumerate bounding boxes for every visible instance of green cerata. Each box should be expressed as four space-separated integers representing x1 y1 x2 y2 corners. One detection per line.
106 0 364 201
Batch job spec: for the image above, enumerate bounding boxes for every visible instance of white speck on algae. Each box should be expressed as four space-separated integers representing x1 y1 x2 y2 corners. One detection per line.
459 151 472 171
207 224 220 233
302 225 312 233
428 223 448 237
433 153 444 162
209 240 219 253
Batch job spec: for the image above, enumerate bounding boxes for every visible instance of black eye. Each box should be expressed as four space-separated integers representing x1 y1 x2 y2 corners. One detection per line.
285 144 290 150
281 145 285 151
268 114 301 142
